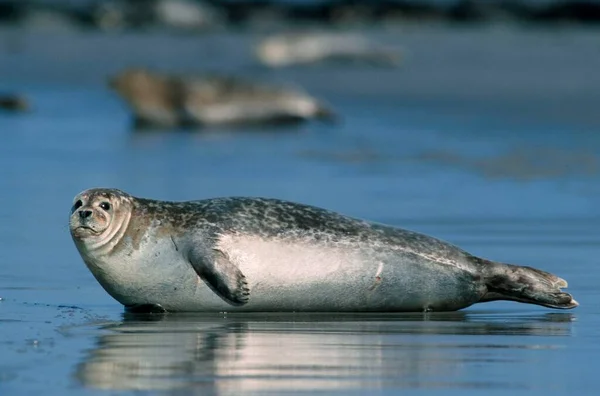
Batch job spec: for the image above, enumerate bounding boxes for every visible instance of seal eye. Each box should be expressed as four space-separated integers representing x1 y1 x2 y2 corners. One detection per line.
100 202 111 211
71 200 83 214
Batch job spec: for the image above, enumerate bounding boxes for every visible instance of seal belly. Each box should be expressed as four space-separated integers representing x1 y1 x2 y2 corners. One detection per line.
206 234 484 312
90 235 201 311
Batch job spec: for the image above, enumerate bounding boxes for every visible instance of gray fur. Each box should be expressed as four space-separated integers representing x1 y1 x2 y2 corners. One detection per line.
69 188 578 313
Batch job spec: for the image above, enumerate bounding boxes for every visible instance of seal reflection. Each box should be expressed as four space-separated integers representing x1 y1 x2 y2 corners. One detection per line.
74 312 574 393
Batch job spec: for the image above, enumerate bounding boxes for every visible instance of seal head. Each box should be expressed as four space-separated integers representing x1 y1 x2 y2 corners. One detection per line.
69 188 134 257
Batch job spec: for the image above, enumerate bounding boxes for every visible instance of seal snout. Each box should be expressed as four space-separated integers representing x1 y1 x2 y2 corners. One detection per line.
79 209 93 219
71 209 102 238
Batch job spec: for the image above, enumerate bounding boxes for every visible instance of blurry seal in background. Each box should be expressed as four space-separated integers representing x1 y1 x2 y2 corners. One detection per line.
0 94 30 112
108 68 338 130
69 187 578 313
255 31 404 68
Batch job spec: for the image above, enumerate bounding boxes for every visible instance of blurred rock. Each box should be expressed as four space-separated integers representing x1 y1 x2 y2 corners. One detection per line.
446 0 516 23
255 30 403 68
0 1 86 31
90 0 223 31
154 0 224 31
18 7 82 32
0 1 24 24
520 1 600 24
91 1 134 31
0 94 30 112
108 68 338 130
211 0 600 26
2 1 600 32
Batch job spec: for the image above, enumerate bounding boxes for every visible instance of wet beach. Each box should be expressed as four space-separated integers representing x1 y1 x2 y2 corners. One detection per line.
1 12 600 396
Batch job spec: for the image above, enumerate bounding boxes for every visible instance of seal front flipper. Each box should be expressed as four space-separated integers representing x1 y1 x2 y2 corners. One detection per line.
188 247 250 306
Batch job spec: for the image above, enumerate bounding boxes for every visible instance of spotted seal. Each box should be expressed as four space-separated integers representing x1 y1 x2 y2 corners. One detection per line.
69 188 578 313
108 68 337 129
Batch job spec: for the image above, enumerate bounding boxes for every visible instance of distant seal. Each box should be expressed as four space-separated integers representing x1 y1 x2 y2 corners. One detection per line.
0 94 29 112
255 31 403 68
69 188 578 313
108 68 337 129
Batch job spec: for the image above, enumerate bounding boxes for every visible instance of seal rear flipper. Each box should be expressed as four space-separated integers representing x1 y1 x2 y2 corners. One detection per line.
188 248 250 306
314 103 339 125
480 262 578 309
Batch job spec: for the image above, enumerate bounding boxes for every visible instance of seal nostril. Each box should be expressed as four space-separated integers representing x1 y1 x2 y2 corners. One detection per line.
79 210 93 219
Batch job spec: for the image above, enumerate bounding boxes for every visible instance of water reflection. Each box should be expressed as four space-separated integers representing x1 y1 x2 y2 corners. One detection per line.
74 311 574 393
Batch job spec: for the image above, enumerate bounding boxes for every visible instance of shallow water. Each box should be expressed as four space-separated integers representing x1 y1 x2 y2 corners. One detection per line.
1 26 600 395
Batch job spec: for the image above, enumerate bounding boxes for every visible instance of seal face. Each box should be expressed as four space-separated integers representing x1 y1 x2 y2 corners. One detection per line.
69 189 133 254
69 188 578 313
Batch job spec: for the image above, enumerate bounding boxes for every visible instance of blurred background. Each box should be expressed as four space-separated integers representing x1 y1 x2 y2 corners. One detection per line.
1 0 600 394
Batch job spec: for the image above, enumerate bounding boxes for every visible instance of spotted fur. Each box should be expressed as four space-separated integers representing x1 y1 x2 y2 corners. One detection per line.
69 188 578 313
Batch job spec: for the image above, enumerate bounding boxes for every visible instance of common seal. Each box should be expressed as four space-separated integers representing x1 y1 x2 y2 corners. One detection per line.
108 68 337 129
255 31 403 68
69 188 578 313
0 94 29 112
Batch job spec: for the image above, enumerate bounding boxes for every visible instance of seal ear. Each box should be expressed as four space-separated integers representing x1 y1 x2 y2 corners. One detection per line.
188 247 250 306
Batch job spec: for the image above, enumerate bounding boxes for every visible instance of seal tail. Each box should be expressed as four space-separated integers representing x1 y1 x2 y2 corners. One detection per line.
313 103 340 125
479 259 578 309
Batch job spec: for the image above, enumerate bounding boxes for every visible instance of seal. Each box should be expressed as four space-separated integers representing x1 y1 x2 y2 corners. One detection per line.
69 188 578 313
108 68 337 129
255 31 403 68
0 94 29 112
